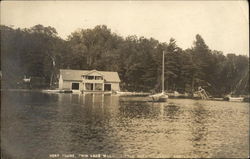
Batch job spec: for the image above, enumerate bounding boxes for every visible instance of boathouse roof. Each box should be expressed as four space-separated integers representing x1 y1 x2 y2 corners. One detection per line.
60 69 120 82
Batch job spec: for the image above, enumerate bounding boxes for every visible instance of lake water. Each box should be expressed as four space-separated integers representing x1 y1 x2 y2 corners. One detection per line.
1 91 249 158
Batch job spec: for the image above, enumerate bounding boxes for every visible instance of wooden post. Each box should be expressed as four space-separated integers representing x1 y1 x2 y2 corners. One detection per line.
162 51 165 93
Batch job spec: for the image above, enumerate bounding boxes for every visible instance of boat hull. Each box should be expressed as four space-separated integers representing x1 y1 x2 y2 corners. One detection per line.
224 97 244 102
229 97 244 102
157 96 168 102
150 93 168 102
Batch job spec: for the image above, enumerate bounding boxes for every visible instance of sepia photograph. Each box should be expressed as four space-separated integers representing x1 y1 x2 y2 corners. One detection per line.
1 0 249 158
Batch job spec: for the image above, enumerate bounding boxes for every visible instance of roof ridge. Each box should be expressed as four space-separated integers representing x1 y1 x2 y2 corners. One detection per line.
59 69 118 73
60 69 121 82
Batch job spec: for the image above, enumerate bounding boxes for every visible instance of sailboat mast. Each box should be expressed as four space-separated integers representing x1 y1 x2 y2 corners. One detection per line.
162 51 165 93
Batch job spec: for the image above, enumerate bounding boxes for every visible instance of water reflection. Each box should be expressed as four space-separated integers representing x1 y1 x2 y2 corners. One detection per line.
164 103 181 120
188 102 210 157
50 93 123 155
119 101 158 119
1 91 249 158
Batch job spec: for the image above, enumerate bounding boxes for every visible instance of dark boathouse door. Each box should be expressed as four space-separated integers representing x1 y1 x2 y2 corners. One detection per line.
72 83 79 90
104 84 111 91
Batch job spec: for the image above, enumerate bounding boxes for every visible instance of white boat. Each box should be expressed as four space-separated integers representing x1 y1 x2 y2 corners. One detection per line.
149 51 168 102
224 95 244 102
228 97 244 102
149 92 168 102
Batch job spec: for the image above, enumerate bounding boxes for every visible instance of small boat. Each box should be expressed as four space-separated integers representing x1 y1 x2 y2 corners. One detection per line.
149 51 168 102
228 97 244 102
223 95 244 102
149 92 168 102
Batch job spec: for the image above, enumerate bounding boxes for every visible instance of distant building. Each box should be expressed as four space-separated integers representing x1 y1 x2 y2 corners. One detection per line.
22 76 46 89
58 69 120 92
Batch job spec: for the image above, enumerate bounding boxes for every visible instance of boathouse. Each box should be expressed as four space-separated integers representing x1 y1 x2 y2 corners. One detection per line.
58 69 120 92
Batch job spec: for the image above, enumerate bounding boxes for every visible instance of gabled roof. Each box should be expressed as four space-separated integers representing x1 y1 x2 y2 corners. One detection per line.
60 69 120 82
83 70 104 76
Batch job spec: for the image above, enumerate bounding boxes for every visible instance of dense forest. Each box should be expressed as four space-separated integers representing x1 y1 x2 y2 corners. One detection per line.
1 24 249 96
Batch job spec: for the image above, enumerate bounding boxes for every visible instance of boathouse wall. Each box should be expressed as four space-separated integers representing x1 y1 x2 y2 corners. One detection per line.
58 69 120 92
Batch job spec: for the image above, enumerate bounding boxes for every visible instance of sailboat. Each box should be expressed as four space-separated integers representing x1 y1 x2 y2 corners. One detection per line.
149 51 168 102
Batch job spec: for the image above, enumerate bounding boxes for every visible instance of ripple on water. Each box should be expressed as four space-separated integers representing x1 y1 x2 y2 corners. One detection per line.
1 92 249 158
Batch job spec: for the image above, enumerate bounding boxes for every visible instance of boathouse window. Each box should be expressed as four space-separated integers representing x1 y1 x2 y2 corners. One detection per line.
95 76 103 80
72 83 79 90
95 83 103 91
104 84 111 91
87 76 94 80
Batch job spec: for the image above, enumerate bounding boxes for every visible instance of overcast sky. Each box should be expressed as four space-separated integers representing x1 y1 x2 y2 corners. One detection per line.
1 1 249 55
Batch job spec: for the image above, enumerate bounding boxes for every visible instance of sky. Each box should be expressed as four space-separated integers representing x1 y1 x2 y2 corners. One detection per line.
1 0 249 55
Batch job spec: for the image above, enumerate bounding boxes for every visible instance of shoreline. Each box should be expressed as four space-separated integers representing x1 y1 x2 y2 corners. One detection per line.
1 88 249 103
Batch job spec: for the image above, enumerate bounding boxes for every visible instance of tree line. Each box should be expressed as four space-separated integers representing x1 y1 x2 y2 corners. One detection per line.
1 24 249 96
